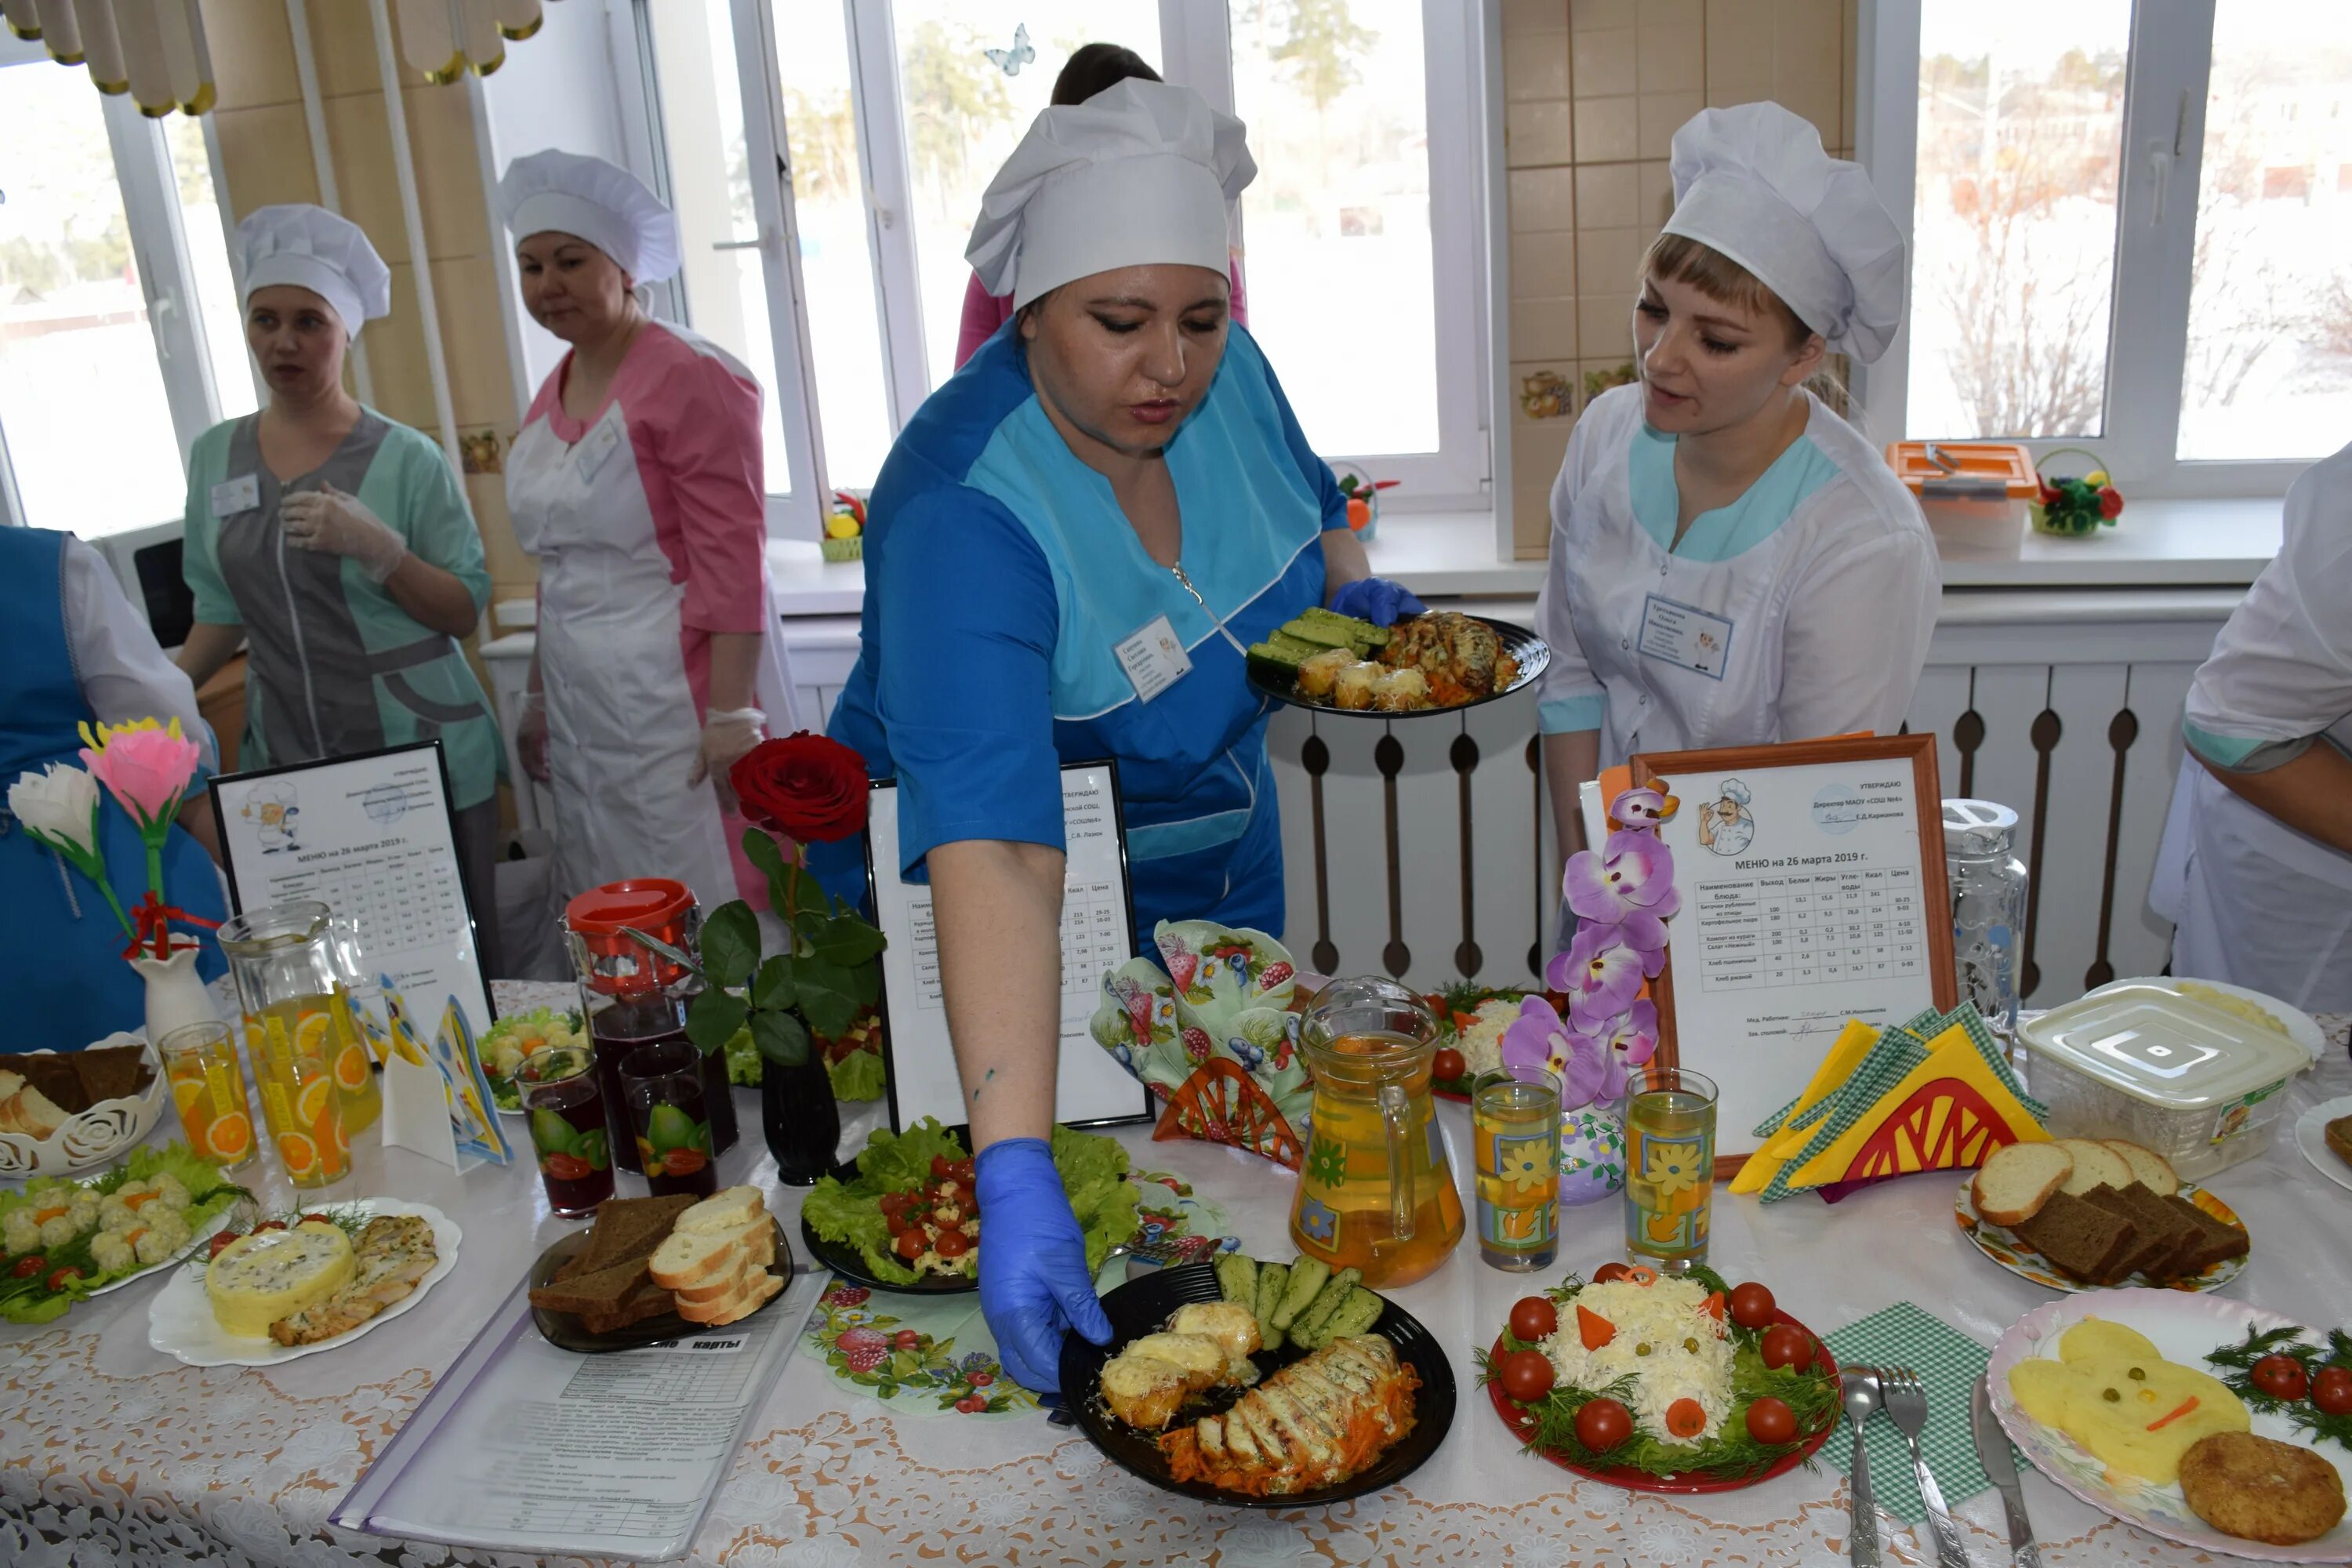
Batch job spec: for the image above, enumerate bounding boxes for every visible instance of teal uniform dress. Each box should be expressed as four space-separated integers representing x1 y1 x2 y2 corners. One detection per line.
815 323 1345 942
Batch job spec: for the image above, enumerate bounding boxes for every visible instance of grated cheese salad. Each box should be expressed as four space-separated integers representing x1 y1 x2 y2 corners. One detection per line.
1538 1275 1736 1445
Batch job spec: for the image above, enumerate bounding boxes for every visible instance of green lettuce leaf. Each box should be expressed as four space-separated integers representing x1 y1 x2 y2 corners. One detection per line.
0 1142 251 1323
827 1048 886 1102
853 1117 967 1192
1052 1124 1141 1272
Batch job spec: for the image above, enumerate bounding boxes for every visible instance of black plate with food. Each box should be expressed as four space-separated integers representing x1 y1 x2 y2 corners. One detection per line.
798 1156 979 1297
1247 608 1548 718
1058 1257 1457 1508
530 1219 793 1352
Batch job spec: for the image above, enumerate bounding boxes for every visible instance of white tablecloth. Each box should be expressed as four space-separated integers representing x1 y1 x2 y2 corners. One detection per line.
3 983 2346 1567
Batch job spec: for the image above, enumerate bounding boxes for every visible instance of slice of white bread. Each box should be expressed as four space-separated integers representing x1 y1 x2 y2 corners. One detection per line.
1973 1140 2076 1226
2055 1138 2136 1196
0 1082 67 1138
673 1186 767 1236
677 1269 782 1327
649 1226 750 1290
0 1070 22 1102
2100 1139 2180 1197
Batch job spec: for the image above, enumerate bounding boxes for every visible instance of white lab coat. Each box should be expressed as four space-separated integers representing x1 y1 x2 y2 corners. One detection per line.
1535 384 1941 770
2151 441 2352 1011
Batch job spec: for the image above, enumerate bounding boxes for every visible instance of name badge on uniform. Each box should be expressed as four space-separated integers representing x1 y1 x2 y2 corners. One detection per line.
573 416 622 481
209 474 260 518
1114 614 1192 703
1637 593 1733 680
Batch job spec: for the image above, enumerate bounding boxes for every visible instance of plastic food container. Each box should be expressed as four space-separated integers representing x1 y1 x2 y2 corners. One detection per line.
1884 441 2038 557
2017 980 2313 1180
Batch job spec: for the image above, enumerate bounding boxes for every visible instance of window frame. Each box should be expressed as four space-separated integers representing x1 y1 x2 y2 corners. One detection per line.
1857 0 2307 499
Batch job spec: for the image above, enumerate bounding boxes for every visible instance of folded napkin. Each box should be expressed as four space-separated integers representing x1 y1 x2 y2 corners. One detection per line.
1824 1301 2007 1524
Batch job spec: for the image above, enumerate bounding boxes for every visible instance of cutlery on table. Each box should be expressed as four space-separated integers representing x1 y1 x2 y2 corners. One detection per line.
1842 1367 1885 1567
1972 1372 2042 1568
1881 1365 1973 1568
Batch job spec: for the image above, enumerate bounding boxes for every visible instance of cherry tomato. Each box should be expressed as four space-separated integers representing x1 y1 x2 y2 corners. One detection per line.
949 1158 977 1185
1508 1296 1559 1344
1592 1261 1635 1284
2311 1366 2352 1416
1728 1282 1777 1330
252 1220 286 1232
934 1229 972 1258
10 1254 45 1279
300 1213 332 1226
45 1265 81 1292
1745 1396 1797 1445
878 1192 909 1218
949 1184 978 1213
1574 1397 1633 1452
544 1154 591 1182
931 1155 953 1180
208 1231 239 1259
1761 1323 1813 1371
1664 1398 1708 1439
2252 1354 2309 1402
895 1228 927 1261
1497 1348 1555 1404
885 1212 909 1237
1432 1047 1467 1083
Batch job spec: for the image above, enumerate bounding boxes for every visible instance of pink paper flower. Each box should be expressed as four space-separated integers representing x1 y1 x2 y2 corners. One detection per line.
1595 999 1659 1102
1498 996 1610 1110
78 717 201 833
1546 922 1646 1030
1562 829 1681 927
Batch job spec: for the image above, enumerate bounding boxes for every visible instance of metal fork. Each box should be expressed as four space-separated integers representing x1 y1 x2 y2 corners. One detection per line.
1098 1232 1229 1274
1881 1366 1973 1568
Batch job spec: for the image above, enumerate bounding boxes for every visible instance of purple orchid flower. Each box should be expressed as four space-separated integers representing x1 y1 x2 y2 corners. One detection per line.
1562 828 1682 927
1498 996 1610 1109
1610 786 1679 829
1546 921 1646 1029
1594 998 1659 1101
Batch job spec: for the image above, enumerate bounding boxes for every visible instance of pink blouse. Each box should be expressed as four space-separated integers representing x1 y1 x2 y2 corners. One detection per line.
951 256 1251 370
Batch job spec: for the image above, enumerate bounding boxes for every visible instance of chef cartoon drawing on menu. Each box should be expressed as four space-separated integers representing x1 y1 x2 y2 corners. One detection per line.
1697 779 1756 856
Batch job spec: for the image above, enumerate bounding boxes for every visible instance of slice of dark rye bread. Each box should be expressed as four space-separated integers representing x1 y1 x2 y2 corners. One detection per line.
564 1193 697 1278
528 1193 700 1324
2081 1183 2205 1280
13 1047 157 1115
2161 1193 2251 1272
2010 1189 2143 1285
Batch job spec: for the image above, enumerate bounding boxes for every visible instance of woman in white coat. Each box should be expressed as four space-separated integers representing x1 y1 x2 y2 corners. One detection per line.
499 151 798 914
2151 441 2352 1011
1537 103 1939 893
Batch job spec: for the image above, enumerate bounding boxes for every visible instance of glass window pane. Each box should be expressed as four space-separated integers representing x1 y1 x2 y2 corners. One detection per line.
1906 3 2129 440
2177 2 2352 461
165 115 256 421
779 4 892 491
1232 0 1439 456
891 0 1160 387
646 0 793 496
0 63 184 538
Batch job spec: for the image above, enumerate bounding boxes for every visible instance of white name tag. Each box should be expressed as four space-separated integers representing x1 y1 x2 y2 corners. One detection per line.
1113 614 1192 703
1637 593 1733 679
574 416 622 480
209 474 260 518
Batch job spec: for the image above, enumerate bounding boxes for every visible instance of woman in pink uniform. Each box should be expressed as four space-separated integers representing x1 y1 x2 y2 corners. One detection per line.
498 150 797 914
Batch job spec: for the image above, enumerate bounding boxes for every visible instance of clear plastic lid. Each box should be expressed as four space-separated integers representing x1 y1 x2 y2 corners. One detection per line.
2018 980 2310 1110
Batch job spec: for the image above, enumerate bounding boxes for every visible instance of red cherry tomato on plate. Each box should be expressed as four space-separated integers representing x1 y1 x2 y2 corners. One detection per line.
1761 1323 1813 1371
949 1158 976 1185
931 1155 953 1180
300 1213 332 1226
1508 1296 1559 1344
895 1228 927 1261
1729 1282 1777 1330
1574 1397 1633 1452
878 1192 909 1218
2311 1366 2352 1416
885 1212 909 1237
1497 1348 1554 1404
2252 1354 2309 1401
1432 1047 1467 1083
1591 1262 1635 1284
10 1254 45 1279
209 1232 239 1258
252 1220 285 1232
45 1265 81 1292
949 1184 977 1213
934 1229 972 1258
1746 1396 1797 1444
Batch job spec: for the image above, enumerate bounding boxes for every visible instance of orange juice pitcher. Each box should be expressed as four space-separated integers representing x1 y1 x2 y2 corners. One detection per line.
1289 978 1464 1287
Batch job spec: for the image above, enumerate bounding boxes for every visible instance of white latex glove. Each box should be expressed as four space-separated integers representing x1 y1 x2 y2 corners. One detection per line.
690 706 765 804
517 691 551 783
281 484 408 583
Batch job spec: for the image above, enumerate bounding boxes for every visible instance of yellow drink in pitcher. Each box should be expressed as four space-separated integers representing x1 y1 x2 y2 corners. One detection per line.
326 985 381 1133
250 1005 350 1189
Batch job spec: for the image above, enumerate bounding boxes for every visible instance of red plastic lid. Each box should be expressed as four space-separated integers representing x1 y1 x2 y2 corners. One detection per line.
564 879 694 936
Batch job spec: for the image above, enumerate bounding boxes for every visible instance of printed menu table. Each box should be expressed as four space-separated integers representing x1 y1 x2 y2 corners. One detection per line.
2 982 2346 1567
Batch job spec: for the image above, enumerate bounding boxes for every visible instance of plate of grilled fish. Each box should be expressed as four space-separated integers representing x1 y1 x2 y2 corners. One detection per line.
1247 609 1548 717
1058 1256 1455 1505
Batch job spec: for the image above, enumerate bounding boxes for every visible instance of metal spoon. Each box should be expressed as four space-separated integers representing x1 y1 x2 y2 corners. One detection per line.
1843 1367 1885 1566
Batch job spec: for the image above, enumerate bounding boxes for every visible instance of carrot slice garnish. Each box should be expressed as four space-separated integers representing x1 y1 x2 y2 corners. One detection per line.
1626 1265 1658 1287
1704 1291 1725 1321
1577 1305 1616 1350
2147 1396 2200 1431
1666 1398 1707 1438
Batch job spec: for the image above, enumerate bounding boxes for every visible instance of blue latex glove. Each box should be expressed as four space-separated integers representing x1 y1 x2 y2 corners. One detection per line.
974 1137 1111 1392
1328 576 1428 627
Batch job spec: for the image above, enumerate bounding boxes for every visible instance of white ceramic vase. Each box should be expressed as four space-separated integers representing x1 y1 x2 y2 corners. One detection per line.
131 941 220 1045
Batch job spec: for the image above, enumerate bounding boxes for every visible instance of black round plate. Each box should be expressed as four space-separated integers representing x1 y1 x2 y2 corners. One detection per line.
1057 1259 1457 1508
530 1219 793 1352
1248 613 1549 719
798 1153 978 1295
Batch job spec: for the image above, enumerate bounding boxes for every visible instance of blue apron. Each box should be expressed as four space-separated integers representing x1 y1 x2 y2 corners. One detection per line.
817 325 1337 945
0 527 228 1049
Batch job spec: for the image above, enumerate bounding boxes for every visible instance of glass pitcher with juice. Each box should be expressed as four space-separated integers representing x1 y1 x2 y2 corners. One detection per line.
1289 977 1464 1287
216 902 360 1188
561 879 739 1178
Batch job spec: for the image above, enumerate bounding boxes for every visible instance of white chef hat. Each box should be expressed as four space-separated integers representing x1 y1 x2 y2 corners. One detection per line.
1720 779 1751 805
237 205 390 339
497 150 682 284
1661 103 1906 364
966 79 1254 310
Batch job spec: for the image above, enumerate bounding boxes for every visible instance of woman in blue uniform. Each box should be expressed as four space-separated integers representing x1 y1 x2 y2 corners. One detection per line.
817 80 1415 1390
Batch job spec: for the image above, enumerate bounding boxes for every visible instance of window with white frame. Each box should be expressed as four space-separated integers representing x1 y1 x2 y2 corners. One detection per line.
631 0 1490 535
1860 0 2343 495
0 43 249 539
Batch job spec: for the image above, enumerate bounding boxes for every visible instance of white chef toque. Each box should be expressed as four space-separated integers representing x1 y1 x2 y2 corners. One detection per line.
237 205 391 339
497 149 683 284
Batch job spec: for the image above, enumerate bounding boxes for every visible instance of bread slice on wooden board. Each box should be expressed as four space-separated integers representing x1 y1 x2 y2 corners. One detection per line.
2100 1139 2181 1197
1973 1142 2074 1226
2013 1190 2143 1285
2055 1138 2136 1196
673 1186 768 1236
677 1269 782 1327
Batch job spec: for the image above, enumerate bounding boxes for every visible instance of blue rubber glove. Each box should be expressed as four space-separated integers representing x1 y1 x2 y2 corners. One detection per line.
1327 576 1428 627
974 1137 1112 1392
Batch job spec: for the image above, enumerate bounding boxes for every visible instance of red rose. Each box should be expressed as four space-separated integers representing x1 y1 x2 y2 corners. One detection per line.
2097 485 2124 519
729 733 869 842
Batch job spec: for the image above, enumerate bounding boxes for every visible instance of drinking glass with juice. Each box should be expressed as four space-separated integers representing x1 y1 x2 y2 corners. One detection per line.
158 1021 256 1172
1621 1065 1718 1274
621 1038 719 1199
1474 1065 1561 1270
252 1007 350 1190
522 1044 614 1218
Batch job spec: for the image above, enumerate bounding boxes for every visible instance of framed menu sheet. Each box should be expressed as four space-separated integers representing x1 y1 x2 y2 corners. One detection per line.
1629 734 1955 1168
209 740 495 1036
862 759 1154 1131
